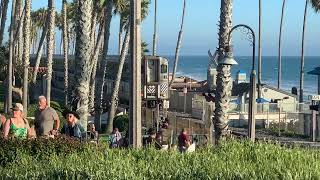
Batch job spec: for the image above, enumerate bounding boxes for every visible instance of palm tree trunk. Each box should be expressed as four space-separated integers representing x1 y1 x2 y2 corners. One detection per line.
6 0 16 113
16 1 24 66
74 0 93 131
46 0 56 107
300 0 308 103
107 27 130 133
60 34 63 55
214 0 233 144
0 0 9 46
152 0 157 56
118 18 123 55
169 0 186 87
257 0 262 98
94 1 113 132
278 0 286 89
62 0 69 106
90 3 97 44
89 21 105 112
32 24 48 84
22 0 31 115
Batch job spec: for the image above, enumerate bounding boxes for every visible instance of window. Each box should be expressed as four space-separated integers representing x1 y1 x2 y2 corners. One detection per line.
161 64 167 74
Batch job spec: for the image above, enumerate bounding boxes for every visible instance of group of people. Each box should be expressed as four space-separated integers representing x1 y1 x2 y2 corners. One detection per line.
143 127 194 152
0 95 98 140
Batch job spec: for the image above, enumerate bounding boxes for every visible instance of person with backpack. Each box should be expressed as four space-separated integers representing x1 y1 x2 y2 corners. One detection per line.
3 103 31 139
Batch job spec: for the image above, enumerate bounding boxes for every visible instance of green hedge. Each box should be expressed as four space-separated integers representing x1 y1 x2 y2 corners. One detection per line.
1 140 320 179
0 137 90 167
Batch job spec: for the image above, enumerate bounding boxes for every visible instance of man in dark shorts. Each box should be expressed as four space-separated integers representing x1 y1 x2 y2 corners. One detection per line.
34 96 60 137
178 128 190 153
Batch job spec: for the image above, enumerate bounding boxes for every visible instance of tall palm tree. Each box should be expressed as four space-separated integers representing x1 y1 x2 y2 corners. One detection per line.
278 0 286 89
88 21 105 112
106 0 150 133
94 0 114 131
88 0 107 112
15 0 24 66
46 0 56 106
6 0 16 113
114 0 126 54
0 0 9 46
74 0 93 130
31 8 48 84
300 0 308 103
106 27 130 133
62 0 69 106
169 0 186 87
22 0 31 114
214 0 233 144
311 0 320 11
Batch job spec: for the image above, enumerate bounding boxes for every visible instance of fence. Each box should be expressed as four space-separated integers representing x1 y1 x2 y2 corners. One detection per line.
191 100 317 138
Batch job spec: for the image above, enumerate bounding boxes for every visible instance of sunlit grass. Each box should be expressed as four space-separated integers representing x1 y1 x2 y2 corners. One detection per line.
1 140 320 179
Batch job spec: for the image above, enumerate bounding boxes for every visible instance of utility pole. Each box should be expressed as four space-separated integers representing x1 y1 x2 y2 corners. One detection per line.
129 0 142 148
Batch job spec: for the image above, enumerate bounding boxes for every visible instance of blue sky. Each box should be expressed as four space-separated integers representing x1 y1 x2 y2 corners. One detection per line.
6 0 320 56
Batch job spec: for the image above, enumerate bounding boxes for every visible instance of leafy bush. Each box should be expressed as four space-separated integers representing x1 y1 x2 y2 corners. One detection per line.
0 136 90 167
1 140 320 179
266 128 309 139
113 114 129 132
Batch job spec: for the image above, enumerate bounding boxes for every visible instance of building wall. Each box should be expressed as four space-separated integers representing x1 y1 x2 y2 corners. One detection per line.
30 55 131 102
261 87 296 103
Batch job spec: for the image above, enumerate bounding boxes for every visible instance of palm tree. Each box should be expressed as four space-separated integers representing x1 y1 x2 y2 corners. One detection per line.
0 0 9 46
94 0 115 131
62 0 69 106
311 0 320 10
114 0 126 54
106 0 150 134
88 21 105 112
169 0 186 87
46 0 56 107
74 0 93 130
22 0 31 114
31 8 48 84
6 0 16 113
300 0 308 103
278 0 286 89
88 0 107 112
214 0 233 144
106 28 130 133
15 0 24 66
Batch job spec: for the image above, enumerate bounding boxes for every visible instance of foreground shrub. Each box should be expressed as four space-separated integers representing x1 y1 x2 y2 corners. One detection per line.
1 140 320 179
0 136 89 167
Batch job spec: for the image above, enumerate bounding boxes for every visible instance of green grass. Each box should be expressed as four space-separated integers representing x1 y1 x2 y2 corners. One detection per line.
1 140 320 179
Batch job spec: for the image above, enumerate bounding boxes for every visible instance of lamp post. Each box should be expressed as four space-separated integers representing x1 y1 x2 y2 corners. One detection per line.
221 24 256 142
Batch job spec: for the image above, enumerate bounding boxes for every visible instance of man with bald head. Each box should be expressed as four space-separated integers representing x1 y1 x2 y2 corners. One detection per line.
34 96 60 136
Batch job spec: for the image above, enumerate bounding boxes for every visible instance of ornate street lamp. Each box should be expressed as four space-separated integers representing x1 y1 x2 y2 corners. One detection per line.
220 24 256 142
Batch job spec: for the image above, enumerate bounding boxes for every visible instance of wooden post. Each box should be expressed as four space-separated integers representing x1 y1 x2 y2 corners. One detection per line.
129 0 142 148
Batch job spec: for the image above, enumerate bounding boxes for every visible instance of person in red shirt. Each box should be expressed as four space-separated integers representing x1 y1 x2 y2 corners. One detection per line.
178 128 191 152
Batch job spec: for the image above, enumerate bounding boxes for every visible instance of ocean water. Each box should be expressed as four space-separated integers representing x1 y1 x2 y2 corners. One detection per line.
166 56 320 96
